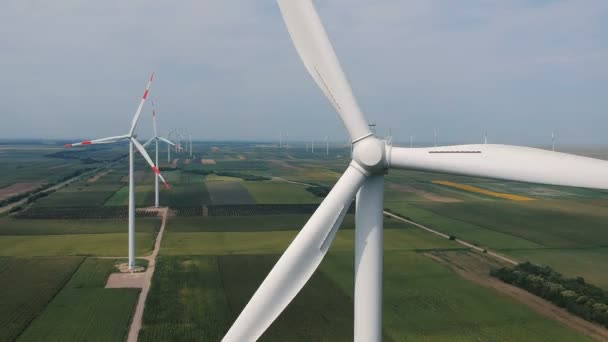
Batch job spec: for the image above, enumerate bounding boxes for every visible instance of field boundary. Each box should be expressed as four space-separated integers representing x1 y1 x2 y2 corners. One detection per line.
427 252 608 341
383 210 518 265
127 207 168 342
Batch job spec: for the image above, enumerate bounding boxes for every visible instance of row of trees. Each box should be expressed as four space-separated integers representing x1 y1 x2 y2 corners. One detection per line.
491 262 608 327
1 167 96 209
165 167 271 181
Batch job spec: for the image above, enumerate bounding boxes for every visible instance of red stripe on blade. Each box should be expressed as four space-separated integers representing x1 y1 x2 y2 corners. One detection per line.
163 182 171 190
152 166 160 174
64 144 72 148
82 140 92 145
150 72 155 82
143 90 149 100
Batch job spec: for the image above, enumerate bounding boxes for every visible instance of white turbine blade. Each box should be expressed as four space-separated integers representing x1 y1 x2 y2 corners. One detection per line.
128 72 154 136
131 137 171 189
65 134 129 147
151 100 158 138
223 164 366 341
158 137 175 146
142 137 155 148
277 0 371 141
390 144 608 190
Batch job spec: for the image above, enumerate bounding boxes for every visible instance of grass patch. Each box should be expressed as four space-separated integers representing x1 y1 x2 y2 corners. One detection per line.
0 257 83 341
0 218 159 235
242 181 321 204
18 258 139 342
0 232 156 257
161 228 462 256
207 181 255 205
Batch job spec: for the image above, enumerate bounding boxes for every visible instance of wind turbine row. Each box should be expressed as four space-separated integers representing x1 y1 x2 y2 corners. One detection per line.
143 101 177 208
65 73 170 270
222 1 608 341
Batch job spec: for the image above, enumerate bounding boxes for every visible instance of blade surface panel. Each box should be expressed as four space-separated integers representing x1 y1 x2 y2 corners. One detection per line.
131 137 170 188
158 137 176 146
142 137 155 148
277 0 371 141
223 164 367 341
65 134 129 147
151 100 158 138
390 144 608 189
129 72 154 136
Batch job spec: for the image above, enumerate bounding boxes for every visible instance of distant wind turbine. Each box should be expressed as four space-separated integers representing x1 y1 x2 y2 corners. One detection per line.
143 101 176 208
66 73 170 270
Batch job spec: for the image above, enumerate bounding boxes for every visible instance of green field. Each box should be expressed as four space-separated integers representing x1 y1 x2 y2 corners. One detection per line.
0 218 159 235
0 257 83 341
242 181 321 204
0 232 156 256
2 142 607 340
18 258 139 341
141 251 588 341
206 181 256 204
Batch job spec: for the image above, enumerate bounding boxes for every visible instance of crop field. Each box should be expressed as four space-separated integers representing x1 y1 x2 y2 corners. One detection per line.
242 181 321 204
206 181 256 204
0 218 159 235
141 250 586 341
0 256 83 341
18 258 139 341
385 186 608 291
15 206 160 219
2 142 608 340
0 232 156 257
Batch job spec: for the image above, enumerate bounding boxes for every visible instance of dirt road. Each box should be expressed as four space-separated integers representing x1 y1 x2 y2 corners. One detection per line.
427 251 608 341
126 208 168 342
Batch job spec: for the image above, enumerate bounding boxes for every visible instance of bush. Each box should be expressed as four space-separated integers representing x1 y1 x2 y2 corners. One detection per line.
491 262 608 327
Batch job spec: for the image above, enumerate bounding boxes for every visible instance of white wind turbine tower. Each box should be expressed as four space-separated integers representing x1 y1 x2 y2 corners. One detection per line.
189 131 193 158
434 128 437 147
223 2 608 341
552 131 556 151
484 131 488 144
66 73 170 270
143 101 176 208
326 136 329 155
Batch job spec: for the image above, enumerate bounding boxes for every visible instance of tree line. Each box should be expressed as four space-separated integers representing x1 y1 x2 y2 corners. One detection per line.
491 262 608 327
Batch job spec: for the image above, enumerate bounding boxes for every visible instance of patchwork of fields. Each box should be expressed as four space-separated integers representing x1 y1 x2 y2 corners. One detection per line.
1 142 607 341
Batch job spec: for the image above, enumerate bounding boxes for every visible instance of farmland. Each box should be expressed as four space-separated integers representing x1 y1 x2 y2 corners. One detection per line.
1 141 607 340
0 257 83 341
18 258 139 341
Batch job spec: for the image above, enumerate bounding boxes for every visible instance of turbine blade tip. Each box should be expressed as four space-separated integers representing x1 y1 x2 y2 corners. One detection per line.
143 89 149 100
82 140 92 145
152 166 160 174
163 182 170 190
150 72 155 82
64 144 72 148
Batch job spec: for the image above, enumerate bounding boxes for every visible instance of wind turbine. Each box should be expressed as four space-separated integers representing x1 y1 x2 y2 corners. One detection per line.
223 2 608 341
65 73 170 270
326 136 329 155
434 128 437 147
144 101 176 208
552 131 556 151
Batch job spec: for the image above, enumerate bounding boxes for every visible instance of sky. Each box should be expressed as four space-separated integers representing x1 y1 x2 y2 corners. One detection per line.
1 0 607 146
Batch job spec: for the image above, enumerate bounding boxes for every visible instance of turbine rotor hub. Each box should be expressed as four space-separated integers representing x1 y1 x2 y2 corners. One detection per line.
352 136 387 174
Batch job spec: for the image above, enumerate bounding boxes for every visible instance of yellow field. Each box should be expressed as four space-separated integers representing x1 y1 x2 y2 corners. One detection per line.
432 180 534 201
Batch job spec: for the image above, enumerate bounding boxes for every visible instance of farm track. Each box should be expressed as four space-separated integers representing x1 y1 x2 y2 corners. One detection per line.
383 211 518 265
127 207 168 342
0 163 118 215
427 252 608 341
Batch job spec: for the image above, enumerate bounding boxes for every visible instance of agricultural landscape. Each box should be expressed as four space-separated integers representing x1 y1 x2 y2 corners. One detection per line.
1 140 608 341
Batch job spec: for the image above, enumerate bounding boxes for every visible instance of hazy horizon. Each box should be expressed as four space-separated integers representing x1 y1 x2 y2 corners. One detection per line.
2 1 607 146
